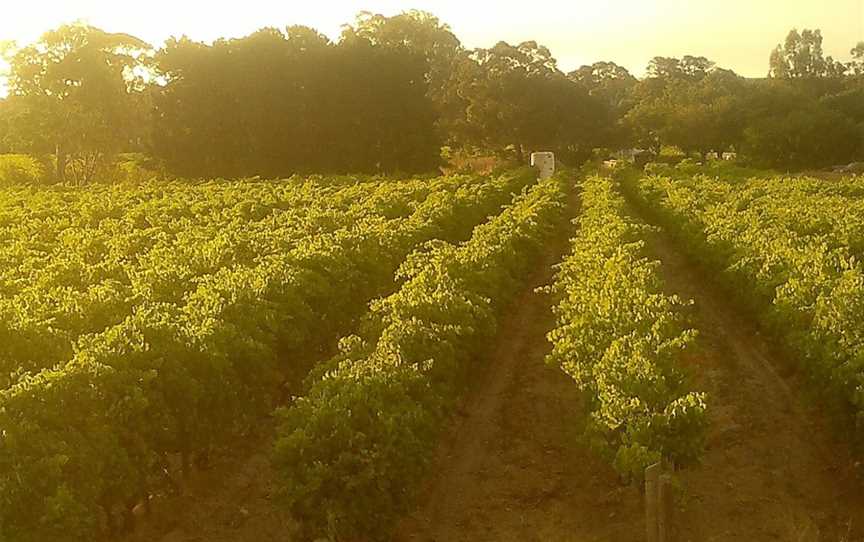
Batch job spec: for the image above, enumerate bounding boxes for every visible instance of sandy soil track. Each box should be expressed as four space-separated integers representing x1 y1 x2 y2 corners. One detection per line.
394 191 645 542
395 187 864 542
124 182 864 542
636 217 864 542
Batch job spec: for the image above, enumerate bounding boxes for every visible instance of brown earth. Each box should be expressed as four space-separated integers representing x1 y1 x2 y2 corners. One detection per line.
634 205 864 542
122 186 650 542
121 421 297 542
395 189 864 542
122 183 864 542
393 191 646 542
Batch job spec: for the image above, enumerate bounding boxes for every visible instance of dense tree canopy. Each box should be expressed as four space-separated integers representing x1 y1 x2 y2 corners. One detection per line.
647 55 716 80
739 80 861 169
0 24 152 183
345 10 463 137
0 16 862 181
567 61 637 150
452 41 606 162
568 61 637 113
154 26 440 177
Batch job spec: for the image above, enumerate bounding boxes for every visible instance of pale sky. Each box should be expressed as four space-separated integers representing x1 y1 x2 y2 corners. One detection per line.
0 0 863 81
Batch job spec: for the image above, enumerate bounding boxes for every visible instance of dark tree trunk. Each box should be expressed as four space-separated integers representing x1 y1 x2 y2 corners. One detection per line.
55 143 67 183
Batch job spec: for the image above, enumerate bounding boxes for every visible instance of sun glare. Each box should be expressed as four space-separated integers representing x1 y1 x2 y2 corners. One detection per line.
2 2 864 542
1 0 861 81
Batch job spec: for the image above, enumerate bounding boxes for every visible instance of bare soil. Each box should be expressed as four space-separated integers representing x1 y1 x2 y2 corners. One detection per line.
636 212 864 542
122 185 864 542
395 191 864 542
120 188 644 542
122 423 296 542
393 193 645 542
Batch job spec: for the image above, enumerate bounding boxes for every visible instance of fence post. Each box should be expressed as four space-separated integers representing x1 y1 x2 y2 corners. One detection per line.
645 462 660 542
646 462 671 542
658 474 672 542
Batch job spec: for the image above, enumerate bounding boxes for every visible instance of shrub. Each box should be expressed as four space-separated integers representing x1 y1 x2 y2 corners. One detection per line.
104 154 165 184
0 154 45 185
644 162 673 176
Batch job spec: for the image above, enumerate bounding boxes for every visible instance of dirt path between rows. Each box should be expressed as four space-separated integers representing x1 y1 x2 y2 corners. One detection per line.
121 422 294 542
395 184 864 542
122 181 864 542
633 203 864 542
122 185 648 542
393 191 645 542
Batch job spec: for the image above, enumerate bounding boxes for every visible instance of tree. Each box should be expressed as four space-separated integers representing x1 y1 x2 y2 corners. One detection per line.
454 41 555 154
153 25 440 177
154 28 336 177
625 56 740 156
2 24 152 184
851 42 864 76
453 40 605 161
332 32 441 172
670 69 747 157
568 61 637 113
769 29 847 78
626 66 746 157
680 55 717 79
0 98 12 153
567 62 637 150
646 55 714 81
344 10 464 138
646 56 682 80
741 81 860 169
821 83 864 157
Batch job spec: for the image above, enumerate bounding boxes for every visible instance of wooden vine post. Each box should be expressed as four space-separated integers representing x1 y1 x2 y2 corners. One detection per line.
645 462 672 542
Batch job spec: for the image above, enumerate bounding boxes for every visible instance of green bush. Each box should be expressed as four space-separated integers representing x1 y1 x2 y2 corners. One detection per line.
643 162 674 176
546 175 706 481
0 154 45 185
642 160 772 184
625 172 864 444
272 174 568 540
105 153 165 184
0 171 537 542
674 158 703 175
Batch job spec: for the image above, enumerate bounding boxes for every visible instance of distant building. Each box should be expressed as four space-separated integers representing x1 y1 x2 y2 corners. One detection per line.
530 152 555 179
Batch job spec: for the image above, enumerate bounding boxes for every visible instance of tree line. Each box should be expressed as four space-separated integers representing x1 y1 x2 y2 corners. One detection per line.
0 12 862 182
